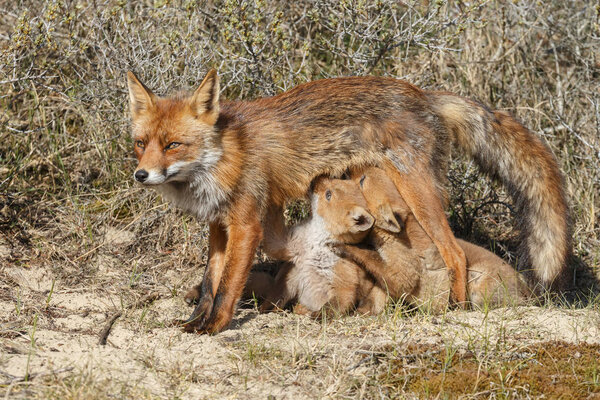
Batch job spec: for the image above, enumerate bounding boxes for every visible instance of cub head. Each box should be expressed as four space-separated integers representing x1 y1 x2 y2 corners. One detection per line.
126 70 221 185
311 176 374 244
351 166 411 233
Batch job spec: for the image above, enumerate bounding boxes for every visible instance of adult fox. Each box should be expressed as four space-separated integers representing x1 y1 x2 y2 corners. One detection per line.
127 70 570 333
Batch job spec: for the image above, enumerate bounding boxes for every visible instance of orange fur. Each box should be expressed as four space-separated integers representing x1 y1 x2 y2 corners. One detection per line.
128 71 568 332
247 170 530 315
250 177 383 316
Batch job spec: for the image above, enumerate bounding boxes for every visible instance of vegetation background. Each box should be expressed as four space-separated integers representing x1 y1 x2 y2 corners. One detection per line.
1 1 599 398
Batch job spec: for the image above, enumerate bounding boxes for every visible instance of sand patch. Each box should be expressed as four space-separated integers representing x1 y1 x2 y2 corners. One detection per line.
104 228 135 247
2 284 600 399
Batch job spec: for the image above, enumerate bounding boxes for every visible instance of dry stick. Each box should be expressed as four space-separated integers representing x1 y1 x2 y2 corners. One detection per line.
98 292 161 345
0 367 74 386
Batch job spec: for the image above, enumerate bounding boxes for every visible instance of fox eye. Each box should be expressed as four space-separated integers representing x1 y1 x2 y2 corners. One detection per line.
135 140 145 149
165 142 181 150
325 189 332 201
359 175 366 188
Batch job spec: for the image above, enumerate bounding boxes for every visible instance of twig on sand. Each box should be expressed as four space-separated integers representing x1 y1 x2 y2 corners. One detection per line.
98 292 161 345
0 367 74 386
346 354 376 371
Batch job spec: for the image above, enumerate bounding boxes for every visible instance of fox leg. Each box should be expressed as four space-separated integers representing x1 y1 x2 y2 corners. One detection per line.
192 197 264 333
261 205 291 261
292 304 322 318
356 285 387 315
259 262 295 312
330 243 388 285
332 242 421 300
184 222 228 305
330 243 403 298
381 159 468 306
243 270 275 301
183 221 228 330
243 267 293 311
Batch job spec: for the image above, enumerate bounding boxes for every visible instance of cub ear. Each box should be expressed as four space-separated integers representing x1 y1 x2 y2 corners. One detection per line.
375 203 403 233
127 71 157 118
191 69 220 123
348 206 374 233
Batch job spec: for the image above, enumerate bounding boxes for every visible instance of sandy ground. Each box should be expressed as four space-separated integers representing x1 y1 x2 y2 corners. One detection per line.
2 255 600 399
1 229 600 398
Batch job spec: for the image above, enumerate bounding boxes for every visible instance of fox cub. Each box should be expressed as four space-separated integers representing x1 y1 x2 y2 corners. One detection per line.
246 168 530 314
244 176 387 316
331 167 532 311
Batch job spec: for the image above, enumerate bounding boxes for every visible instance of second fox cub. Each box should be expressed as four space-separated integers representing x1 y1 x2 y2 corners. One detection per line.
246 176 386 315
248 169 530 314
330 167 532 311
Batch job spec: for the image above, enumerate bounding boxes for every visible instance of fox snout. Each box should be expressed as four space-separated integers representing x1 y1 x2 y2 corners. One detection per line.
133 167 167 185
133 160 191 185
134 169 149 182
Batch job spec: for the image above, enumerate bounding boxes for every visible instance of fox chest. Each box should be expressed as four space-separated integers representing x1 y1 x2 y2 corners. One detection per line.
157 175 230 222
289 222 339 279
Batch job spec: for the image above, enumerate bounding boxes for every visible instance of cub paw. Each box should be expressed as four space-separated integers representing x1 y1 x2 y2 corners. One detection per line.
183 285 201 306
327 242 347 256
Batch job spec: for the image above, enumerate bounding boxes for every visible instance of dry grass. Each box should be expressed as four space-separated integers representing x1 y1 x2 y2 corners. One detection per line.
1 0 599 398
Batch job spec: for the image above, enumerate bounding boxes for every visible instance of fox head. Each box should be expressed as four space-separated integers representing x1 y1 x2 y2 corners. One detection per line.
126 70 221 185
351 166 410 233
311 176 374 244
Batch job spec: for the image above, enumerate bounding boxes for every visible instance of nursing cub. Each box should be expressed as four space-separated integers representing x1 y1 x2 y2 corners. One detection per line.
332 167 531 311
244 177 387 316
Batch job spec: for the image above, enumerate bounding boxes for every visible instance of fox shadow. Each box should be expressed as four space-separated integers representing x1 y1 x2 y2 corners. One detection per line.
229 307 261 329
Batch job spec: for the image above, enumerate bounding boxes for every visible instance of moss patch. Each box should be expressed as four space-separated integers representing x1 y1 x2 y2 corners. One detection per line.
383 341 600 399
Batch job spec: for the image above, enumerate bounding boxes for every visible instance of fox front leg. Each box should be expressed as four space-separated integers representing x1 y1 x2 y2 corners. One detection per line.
192 197 264 333
183 221 228 332
329 243 389 285
261 205 291 261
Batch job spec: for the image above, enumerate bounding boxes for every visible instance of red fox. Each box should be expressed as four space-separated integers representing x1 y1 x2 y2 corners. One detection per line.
127 70 569 332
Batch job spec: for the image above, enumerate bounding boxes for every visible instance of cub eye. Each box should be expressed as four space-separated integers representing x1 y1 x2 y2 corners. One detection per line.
165 142 181 150
135 140 145 149
325 189 332 201
359 175 366 188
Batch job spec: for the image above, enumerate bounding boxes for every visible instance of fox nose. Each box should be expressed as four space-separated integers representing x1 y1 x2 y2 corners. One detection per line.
134 169 149 182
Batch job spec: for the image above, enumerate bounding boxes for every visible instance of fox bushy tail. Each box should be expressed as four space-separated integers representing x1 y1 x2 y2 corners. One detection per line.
430 92 571 289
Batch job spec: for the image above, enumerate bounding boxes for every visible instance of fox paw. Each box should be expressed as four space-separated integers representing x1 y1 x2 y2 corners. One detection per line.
182 295 214 333
200 309 233 334
327 242 347 256
184 285 201 306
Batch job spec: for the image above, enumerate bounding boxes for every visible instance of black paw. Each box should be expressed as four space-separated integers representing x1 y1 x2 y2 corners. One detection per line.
182 295 214 333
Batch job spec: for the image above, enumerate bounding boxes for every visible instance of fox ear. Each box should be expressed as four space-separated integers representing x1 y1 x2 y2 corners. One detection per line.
375 203 403 233
127 71 156 117
191 69 220 123
348 206 374 233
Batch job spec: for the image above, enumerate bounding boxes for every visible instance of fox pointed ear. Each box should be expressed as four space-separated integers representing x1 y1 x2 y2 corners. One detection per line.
127 71 156 117
375 203 403 233
191 69 220 123
348 206 374 234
